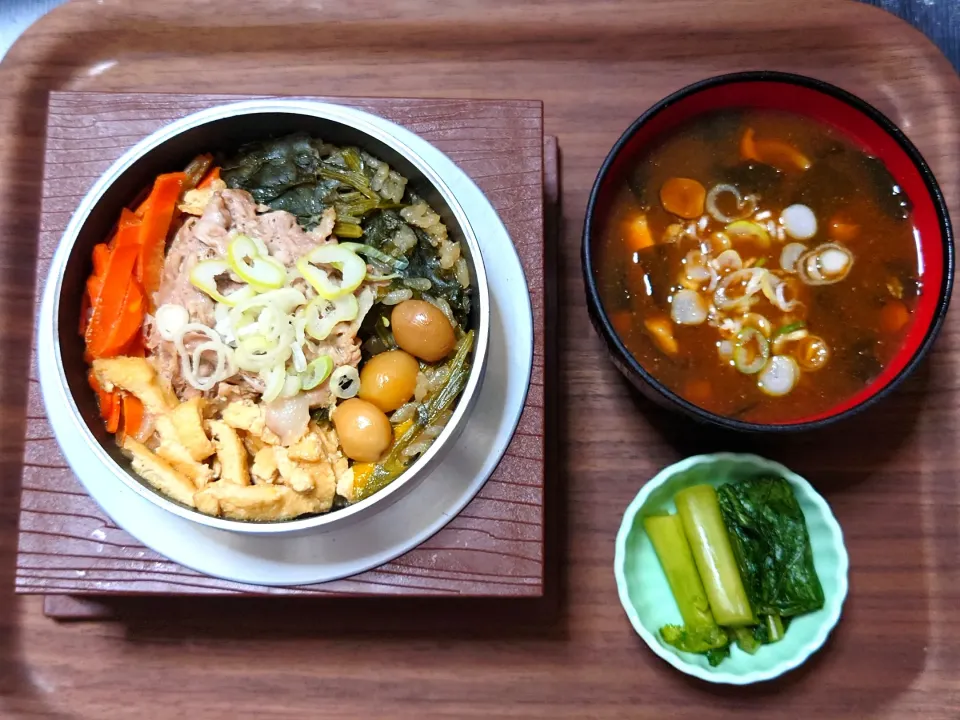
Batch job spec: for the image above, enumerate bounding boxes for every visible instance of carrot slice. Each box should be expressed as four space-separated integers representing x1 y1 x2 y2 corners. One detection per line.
880 300 910 334
136 172 186 305
660 177 706 219
102 279 145 358
91 243 110 276
828 214 860 242
740 127 811 171
84 241 141 359
623 213 655 252
105 392 122 433
124 331 146 358
198 166 221 189
86 275 103 304
122 394 144 437
740 128 758 161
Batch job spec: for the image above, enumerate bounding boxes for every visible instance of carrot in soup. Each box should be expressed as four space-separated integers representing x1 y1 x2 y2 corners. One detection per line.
644 315 678 356
740 127 811 172
623 213 654 252
828 214 860 242
660 177 706 219
880 300 910 334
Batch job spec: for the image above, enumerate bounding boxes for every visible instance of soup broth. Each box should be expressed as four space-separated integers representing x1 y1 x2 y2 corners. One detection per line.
595 109 921 424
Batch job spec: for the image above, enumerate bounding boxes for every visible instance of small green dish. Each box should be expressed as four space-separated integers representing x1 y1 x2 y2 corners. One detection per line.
614 453 849 684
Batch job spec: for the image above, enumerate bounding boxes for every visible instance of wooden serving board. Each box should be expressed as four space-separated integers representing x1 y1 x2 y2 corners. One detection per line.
0 1 959 719
16 91 550 601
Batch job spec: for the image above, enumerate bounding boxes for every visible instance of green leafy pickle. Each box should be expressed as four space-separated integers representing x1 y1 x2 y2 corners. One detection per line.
717 476 825 618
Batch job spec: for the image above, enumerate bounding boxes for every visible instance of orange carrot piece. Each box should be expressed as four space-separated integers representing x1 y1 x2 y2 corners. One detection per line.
86 275 103 304
124 331 146 358
828 214 860 242
136 172 186 304
880 300 910 334
740 127 811 171
660 177 706 219
105 392 122 433
740 128 758 161
624 213 655 252
102 280 145 358
84 240 141 359
122 394 144 437
198 166 221 189
92 243 110 276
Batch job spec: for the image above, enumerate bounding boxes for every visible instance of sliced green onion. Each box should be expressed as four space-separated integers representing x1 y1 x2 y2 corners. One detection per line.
189 259 234 304
725 220 771 248
260 365 285 403
281 373 302 398
235 333 291 373
220 285 258 308
772 321 806 338
296 245 366 300
303 293 359 341
733 327 769 375
227 235 286 290
300 356 334 390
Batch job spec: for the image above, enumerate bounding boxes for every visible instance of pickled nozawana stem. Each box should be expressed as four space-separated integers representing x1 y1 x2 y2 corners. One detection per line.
643 514 717 629
675 484 755 627
765 613 786 643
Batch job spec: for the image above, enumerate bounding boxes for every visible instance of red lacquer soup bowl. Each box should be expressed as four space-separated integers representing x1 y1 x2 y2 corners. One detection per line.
581 71 954 432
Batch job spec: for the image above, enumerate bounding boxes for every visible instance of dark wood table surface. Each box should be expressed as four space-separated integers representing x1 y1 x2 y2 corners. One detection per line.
0 0 958 718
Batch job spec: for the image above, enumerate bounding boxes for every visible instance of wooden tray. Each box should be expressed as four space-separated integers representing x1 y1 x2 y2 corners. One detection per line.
16 91 552 604
0 1 958 718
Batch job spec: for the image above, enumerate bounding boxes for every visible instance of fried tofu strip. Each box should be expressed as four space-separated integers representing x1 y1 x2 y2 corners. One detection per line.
194 483 323 521
92 357 173 414
158 397 215 461
221 401 282 445
314 424 354 502
122 437 197 507
155 440 215 488
207 420 250 486
271 447 337 511
251 447 279 484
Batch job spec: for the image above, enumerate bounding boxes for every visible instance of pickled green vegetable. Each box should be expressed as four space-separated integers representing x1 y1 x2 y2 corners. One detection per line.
675 485 755 627
717 476 825 618
644 514 716 629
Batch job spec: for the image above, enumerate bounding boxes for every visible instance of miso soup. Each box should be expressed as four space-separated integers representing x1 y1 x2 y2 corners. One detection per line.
595 109 921 424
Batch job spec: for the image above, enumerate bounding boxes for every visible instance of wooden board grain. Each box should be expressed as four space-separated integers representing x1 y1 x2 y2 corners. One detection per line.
0 1 958 719
18 91 547 598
